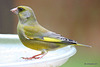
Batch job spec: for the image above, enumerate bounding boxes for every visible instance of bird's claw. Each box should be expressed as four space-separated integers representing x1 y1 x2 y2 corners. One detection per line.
21 57 33 60
21 56 42 60
21 49 47 60
21 54 42 60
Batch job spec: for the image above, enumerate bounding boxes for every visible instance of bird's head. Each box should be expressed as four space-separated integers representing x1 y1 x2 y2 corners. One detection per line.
11 6 37 22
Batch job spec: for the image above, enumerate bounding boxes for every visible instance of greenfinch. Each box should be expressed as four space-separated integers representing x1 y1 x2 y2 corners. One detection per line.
11 6 91 59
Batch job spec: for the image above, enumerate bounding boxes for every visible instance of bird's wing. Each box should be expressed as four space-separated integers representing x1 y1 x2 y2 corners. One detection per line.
41 31 77 44
23 26 77 44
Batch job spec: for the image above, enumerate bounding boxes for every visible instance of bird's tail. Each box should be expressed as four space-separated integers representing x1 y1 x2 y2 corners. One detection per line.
72 43 92 48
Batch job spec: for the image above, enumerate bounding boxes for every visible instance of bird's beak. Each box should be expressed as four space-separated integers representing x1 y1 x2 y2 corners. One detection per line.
10 7 18 14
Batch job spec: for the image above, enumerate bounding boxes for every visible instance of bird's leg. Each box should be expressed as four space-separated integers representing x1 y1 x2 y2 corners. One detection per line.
22 49 48 60
34 49 48 59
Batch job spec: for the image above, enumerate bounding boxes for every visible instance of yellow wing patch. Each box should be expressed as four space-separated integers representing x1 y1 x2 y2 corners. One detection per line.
43 37 62 42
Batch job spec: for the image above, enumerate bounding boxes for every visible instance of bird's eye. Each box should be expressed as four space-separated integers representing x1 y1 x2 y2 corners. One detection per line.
18 8 24 12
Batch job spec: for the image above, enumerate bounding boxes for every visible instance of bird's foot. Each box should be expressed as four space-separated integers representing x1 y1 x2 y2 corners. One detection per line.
22 49 48 60
22 54 42 60
22 53 47 60
22 57 33 60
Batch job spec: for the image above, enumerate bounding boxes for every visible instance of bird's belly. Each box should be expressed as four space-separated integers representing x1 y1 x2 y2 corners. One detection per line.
21 40 62 51
18 32 66 51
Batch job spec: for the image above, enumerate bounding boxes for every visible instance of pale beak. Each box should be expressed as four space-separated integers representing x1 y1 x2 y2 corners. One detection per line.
10 7 18 14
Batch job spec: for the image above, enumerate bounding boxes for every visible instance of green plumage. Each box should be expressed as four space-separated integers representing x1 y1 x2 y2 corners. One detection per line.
11 6 91 59
16 6 91 51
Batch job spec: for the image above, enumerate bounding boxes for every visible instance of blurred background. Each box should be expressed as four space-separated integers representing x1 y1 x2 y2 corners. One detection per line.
0 0 100 67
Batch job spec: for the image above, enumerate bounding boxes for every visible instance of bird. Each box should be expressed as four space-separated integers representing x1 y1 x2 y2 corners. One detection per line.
11 6 91 59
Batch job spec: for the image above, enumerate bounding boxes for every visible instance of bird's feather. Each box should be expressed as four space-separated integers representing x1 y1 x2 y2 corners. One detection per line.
23 25 77 44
